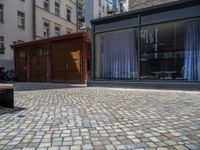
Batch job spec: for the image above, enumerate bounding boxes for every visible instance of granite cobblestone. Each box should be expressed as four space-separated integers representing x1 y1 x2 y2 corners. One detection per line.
0 86 200 149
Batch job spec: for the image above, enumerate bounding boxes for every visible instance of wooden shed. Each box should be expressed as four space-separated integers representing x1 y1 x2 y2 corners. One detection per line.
12 32 91 83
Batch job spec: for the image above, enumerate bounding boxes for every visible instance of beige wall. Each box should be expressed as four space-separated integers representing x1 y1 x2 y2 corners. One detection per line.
0 0 78 70
35 0 77 39
0 0 33 70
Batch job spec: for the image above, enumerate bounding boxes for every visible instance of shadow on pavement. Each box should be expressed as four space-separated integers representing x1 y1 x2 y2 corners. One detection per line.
14 82 87 91
0 106 26 115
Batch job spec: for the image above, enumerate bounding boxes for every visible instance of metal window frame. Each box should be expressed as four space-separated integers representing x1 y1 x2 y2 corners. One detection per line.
91 0 200 81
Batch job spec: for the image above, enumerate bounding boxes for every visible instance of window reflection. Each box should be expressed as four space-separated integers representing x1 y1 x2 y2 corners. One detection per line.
140 22 185 80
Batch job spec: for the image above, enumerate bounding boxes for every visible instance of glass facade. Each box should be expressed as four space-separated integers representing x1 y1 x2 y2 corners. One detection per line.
140 22 185 80
95 29 138 80
94 19 200 81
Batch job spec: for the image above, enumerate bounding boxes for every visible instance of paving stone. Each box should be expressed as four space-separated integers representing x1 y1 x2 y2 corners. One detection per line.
174 145 189 150
71 145 81 150
2 145 15 150
149 137 160 142
105 144 115 150
38 142 51 148
48 146 59 150
82 144 93 149
0 84 199 150
115 145 126 149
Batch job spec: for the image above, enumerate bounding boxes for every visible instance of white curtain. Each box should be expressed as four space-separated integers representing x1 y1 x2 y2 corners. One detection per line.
184 20 200 81
101 29 137 79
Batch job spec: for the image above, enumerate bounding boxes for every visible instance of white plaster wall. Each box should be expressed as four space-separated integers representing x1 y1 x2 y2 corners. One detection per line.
35 0 77 39
0 0 33 70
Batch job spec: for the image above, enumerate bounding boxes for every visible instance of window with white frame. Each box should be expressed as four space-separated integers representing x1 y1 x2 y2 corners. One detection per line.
55 2 60 16
43 22 50 38
17 11 25 29
0 36 4 54
44 0 50 11
55 26 61 36
0 4 4 23
66 8 71 22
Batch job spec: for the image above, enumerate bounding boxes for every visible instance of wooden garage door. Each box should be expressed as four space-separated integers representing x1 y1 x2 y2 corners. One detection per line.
52 48 81 82
15 50 27 81
30 48 48 82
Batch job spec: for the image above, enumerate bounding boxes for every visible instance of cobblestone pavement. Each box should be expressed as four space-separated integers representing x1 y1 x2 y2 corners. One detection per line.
0 86 200 150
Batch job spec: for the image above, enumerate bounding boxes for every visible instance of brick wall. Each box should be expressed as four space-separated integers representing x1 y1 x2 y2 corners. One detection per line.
129 0 178 10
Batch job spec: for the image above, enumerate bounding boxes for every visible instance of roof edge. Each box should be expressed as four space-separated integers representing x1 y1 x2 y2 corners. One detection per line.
11 32 88 48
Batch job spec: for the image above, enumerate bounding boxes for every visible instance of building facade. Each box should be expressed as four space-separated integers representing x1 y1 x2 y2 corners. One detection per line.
0 0 77 71
129 0 177 10
90 0 200 89
34 0 77 39
78 0 112 29
0 0 33 71
111 0 129 14
78 0 129 29
12 32 91 83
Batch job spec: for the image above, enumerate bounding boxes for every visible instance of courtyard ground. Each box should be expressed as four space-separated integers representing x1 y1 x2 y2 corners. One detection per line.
0 83 200 150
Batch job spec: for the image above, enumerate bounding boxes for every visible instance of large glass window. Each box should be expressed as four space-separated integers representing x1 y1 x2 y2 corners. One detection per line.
94 19 200 82
95 29 138 79
140 19 200 81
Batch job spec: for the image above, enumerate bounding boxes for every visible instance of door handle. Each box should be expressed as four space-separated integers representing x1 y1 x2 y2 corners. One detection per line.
66 64 68 69
38 66 39 70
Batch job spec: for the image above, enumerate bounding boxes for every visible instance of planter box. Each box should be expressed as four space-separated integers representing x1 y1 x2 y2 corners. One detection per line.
0 85 14 109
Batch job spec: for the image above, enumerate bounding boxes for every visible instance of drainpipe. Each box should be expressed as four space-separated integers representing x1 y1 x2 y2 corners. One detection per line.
76 0 79 31
32 0 36 40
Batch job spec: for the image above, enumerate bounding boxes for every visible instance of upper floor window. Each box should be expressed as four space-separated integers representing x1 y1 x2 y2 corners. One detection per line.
0 36 4 54
66 8 71 22
55 2 60 16
98 12 101 18
99 0 102 7
0 4 4 23
43 22 50 38
55 26 61 36
17 11 25 29
66 29 72 34
44 0 50 11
